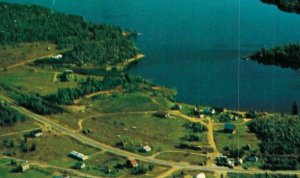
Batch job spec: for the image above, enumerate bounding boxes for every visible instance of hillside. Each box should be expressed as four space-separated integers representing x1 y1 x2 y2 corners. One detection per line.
0 2 138 66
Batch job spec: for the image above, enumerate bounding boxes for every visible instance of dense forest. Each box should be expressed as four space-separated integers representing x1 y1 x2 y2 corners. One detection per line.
249 43 300 70
7 89 64 115
43 70 151 105
0 2 138 66
262 0 300 14
248 115 300 170
0 104 26 127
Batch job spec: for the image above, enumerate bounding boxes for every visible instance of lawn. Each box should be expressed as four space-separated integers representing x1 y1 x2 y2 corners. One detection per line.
214 122 260 152
156 152 207 165
82 113 209 154
0 66 90 95
0 42 58 68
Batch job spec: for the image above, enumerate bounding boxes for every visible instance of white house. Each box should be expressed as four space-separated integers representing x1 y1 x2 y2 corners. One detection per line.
195 173 206 178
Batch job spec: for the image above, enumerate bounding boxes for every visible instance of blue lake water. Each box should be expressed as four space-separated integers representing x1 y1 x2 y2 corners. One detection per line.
4 0 300 113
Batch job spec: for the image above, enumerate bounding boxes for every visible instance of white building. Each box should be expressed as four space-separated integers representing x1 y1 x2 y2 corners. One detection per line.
195 173 206 178
53 54 63 59
142 145 152 152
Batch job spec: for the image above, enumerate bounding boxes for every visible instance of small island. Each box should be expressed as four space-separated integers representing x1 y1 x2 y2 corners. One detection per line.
249 43 300 70
262 0 300 14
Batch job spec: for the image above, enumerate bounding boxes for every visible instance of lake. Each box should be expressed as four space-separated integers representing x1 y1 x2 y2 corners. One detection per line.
4 0 300 113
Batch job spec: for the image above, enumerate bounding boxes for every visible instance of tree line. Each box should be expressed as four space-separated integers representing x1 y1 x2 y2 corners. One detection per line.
0 104 26 127
8 90 64 115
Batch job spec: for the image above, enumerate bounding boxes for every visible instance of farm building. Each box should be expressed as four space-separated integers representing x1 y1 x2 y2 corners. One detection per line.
173 104 182 110
32 129 43 137
247 156 258 162
224 123 235 133
53 54 63 59
74 162 86 170
154 111 171 118
141 145 151 152
195 173 206 178
19 163 30 172
69 151 88 161
129 159 139 168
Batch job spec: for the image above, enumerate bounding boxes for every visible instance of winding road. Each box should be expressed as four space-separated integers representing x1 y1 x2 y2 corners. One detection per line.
1 94 300 177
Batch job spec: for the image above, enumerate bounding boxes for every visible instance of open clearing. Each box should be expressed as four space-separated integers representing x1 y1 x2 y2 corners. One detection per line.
0 42 57 68
0 66 87 95
0 133 99 168
214 122 260 151
81 112 209 154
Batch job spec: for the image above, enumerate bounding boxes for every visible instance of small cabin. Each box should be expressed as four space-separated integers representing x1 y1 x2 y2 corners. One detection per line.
141 145 151 152
195 173 206 178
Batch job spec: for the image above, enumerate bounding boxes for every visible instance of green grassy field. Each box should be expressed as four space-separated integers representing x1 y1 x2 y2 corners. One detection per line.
168 170 215 178
82 113 209 154
0 66 98 95
0 42 58 68
156 152 207 165
0 133 99 168
0 165 53 178
81 91 173 113
227 173 299 178
214 122 260 152
81 152 169 177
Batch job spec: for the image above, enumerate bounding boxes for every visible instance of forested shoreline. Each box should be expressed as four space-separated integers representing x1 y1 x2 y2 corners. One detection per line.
262 0 300 14
0 2 138 66
249 43 300 70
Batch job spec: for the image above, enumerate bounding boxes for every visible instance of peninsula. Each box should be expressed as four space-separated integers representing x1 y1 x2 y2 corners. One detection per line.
249 43 300 70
